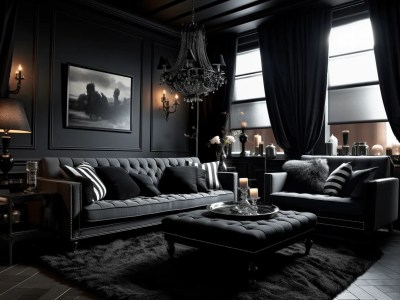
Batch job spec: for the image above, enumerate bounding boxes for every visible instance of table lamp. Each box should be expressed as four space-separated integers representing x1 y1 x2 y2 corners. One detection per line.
0 98 31 182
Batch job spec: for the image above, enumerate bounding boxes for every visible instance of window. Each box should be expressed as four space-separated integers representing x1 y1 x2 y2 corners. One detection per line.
229 33 280 154
328 16 396 149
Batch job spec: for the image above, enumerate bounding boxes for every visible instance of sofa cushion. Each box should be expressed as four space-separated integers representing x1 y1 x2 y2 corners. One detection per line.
83 190 234 222
270 191 365 219
129 173 161 197
61 162 107 201
340 166 379 198
323 162 352 196
282 159 329 193
95 167 140 200
159 166 198 194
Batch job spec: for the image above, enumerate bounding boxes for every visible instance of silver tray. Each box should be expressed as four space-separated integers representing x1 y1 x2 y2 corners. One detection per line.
207 201 279 219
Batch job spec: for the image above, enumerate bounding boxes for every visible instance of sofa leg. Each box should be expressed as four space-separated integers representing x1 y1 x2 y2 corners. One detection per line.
388 223 394 233
72 241 78 252
304 238 313 255
166 240 175 258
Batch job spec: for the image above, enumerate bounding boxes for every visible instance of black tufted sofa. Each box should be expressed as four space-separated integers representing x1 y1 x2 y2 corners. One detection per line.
265 155 398 233
38 157 237 242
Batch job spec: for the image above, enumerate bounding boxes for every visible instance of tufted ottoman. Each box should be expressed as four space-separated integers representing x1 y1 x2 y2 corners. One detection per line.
162 209 317 277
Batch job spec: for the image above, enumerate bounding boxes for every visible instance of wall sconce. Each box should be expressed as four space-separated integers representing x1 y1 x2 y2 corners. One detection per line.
9 64 25 95
161 90 179 121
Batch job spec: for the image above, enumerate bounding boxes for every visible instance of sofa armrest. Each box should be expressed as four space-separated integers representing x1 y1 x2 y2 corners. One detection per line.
218 172 238 201
38 177 82 240
264 172 288 198
365 177 399 231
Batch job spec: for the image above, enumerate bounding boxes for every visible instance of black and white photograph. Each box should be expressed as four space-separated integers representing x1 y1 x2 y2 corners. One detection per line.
66 64 133 132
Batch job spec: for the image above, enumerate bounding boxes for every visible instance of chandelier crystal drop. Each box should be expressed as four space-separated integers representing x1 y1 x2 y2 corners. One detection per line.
158 0 226 108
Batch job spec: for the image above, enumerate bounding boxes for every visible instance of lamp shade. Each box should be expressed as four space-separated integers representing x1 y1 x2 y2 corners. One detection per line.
0 98 31 133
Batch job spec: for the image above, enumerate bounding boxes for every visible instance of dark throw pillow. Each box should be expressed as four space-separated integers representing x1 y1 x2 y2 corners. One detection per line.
95 167 140 200
323 162 352 196
282 159 329 193
187 161 222 190
159 166 198 194
340 166 379 198
71 176 96 206
61 162 107 201
196 168 210 192
129 173 161 197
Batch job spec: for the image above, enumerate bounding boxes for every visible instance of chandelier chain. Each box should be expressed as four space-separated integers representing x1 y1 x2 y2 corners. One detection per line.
192 0 195 24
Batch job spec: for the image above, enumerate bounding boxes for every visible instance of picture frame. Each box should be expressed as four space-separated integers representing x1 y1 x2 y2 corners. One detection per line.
66 64 133 132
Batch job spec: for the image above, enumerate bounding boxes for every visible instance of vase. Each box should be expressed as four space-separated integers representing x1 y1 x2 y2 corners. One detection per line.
217 146 227 172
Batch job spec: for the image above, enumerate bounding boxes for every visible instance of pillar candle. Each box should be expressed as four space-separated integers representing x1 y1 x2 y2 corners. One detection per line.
254 134 261 147
249 188 258 198
239 178 248 188
393 143 400 155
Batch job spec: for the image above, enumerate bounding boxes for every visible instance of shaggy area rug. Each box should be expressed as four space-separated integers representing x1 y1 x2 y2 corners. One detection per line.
41 231 381 300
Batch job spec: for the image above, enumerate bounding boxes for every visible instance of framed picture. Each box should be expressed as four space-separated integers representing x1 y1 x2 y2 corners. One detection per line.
66 64 133 132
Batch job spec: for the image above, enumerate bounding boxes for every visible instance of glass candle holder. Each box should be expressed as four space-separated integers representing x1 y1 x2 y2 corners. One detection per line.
25 161 38 193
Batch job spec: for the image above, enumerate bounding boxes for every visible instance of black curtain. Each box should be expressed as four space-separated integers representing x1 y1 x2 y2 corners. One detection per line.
196 34 237 162
0 0 18 98
368 0 400 141
257 7 331 159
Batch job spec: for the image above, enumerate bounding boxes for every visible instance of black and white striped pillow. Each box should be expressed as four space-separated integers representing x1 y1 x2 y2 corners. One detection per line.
187 161 222 190
61 162 107 201
323 162 352 196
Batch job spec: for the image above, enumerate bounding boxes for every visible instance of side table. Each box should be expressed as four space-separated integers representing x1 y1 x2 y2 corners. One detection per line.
0 190 58 265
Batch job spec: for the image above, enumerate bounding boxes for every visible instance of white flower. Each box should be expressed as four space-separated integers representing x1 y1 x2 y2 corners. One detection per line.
209 136 221 145
225 135 235 144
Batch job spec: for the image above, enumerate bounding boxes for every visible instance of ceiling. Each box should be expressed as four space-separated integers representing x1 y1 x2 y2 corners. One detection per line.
95 0 366 35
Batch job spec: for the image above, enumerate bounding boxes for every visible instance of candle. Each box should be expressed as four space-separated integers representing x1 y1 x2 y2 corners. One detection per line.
258 141 264 155
240 121 247 128
371 144 383 156
392 142 400 155
249 188 258 198
239 178 248 188
254 134 261 147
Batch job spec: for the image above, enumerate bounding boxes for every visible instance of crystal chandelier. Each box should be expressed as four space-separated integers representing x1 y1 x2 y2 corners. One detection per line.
158 0 226 108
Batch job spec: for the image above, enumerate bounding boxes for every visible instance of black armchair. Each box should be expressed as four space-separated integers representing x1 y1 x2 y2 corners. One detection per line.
265 155 398 232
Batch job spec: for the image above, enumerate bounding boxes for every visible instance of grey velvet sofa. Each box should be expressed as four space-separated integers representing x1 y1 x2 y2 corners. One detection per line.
38 157 237 242
265 155 398 233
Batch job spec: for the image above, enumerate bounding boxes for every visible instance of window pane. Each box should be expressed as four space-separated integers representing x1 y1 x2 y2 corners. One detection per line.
235 49 262 75
233 73 265 101
328 51 378 86
328 85 387 124
230 101 270 129
330 122 389 150
329 18 374 56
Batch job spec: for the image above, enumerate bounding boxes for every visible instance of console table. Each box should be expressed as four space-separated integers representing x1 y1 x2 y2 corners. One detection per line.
0 190 58 265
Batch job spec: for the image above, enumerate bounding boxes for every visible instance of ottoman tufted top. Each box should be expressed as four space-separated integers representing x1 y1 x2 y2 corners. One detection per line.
162 210 317 253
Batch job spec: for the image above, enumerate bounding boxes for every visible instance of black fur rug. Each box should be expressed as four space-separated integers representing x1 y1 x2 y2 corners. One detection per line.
40 231 381 300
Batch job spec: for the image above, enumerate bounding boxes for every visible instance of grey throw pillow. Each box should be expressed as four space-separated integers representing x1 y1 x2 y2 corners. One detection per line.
282 159 329 193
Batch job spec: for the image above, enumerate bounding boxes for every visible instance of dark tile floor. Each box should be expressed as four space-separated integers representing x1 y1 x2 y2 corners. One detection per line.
1 230 400 299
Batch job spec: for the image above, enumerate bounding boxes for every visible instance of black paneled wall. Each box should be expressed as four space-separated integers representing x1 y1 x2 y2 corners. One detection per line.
7 0 190 173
